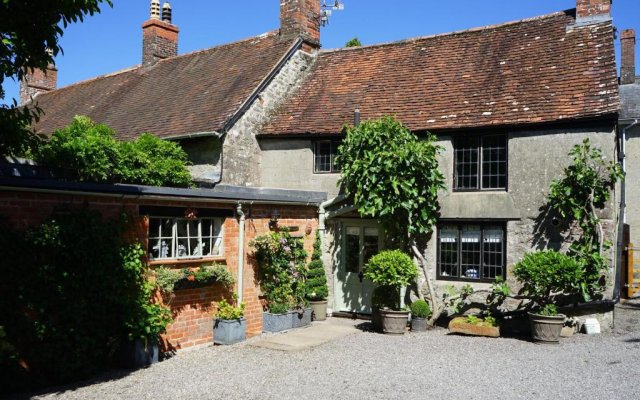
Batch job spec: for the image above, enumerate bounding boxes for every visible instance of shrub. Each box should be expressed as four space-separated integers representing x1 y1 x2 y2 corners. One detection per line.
409 300 431 319
513 250 584 314
215 296 245 320
37 116 192 187
268 302 289 315
371 285 400 310
252 232 308 309
306 232 328 301
364 250 418 288
0 210 171 390
155 264 234 295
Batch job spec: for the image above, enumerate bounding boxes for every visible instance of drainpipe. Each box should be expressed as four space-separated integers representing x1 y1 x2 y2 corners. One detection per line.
615 119 639 302
318 196 344 252
236 203 246 303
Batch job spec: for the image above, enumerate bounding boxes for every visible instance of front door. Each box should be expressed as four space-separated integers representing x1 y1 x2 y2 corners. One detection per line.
334 223 382 314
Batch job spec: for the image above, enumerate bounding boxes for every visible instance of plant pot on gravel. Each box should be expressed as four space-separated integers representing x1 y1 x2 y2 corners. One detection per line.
306 233 330 321
263 302 293 333
380 309 409 334
214 297 246 345
118 339 159 369
310 300 328 321
528 312 566 344
409 299 431 332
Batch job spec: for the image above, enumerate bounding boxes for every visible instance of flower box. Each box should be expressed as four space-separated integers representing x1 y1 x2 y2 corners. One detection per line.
291 307 312 328
263 311 294 333
214 318 247 345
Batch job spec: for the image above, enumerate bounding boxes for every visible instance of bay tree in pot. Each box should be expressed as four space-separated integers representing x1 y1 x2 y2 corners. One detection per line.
213 296 246 345
306 232 329 321
513 250 584 344
364 250 419 335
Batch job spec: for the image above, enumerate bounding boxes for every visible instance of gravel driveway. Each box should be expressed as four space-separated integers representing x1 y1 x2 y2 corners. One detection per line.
16 317 639 400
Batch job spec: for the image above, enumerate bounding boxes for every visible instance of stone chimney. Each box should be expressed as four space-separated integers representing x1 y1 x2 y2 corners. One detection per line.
19 62 57 105
576 0 612 23
280 0 321 48
621 29 636 85
142 0 179 67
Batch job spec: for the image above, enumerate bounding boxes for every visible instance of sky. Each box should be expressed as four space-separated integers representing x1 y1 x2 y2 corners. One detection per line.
3 0 639 104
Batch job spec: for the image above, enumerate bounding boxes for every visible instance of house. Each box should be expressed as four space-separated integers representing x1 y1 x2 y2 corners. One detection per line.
10 0 623 332
619 28 640 298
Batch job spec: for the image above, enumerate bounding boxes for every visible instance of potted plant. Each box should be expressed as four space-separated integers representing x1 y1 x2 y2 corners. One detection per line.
306 232 329 321
513 250 584 344
122 301 172 368
213 296 246 345
364 250 419 335
262 302 294 333
409 299 431 332
448 313 500 338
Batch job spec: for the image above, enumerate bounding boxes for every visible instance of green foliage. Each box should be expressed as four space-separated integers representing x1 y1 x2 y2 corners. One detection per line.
465 315 481 325
442 284 474 314
117 133 192 187
513 251 584 311
215 296 245 320
483 313 498 327
252 232 308 309
363 250 418 288
409 299 431 319
371 285 400 310
268 302 289 315
0 0 112 156
155 264 234 295
0 209 170 389
345 37 362 47
306 232 328 301
547 138 623 299
37 116 192 187
465 313 499 327
539 304 559 317
337 117 445 240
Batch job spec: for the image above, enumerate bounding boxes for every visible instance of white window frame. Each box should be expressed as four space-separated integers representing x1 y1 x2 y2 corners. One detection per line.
148 217 224 261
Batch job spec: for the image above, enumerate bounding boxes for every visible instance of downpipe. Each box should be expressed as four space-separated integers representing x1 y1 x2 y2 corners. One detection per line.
236 203 246 303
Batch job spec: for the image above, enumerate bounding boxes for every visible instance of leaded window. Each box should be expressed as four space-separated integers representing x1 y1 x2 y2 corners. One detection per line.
437 224 505 282
314 140 341 173
148 217 223 260
454 135 507 190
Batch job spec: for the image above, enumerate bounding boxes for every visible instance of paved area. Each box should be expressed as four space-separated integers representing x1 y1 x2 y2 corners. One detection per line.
250 317 359 351
13 311 640 400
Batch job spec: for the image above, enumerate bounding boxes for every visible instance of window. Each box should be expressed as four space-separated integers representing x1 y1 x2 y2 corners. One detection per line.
314 140 341 173
437 224 505 282
148 217 223 260
344 226 380 274
454 135 507 190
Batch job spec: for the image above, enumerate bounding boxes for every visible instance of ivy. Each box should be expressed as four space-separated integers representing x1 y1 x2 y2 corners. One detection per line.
547 138 623 300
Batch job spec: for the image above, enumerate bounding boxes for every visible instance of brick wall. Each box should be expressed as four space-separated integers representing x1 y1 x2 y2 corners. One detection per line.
20 67 57 105
142 19 179 67
576 0 611 19
0 189 319 350
280 0 321 46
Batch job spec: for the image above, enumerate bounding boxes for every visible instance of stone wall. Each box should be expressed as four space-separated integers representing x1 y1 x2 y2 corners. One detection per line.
625 126 640 245
222 49 315 186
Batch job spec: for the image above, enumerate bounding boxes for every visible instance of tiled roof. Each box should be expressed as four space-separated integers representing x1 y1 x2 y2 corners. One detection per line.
620 81 640 121
262 10 619 136
30 31 296 140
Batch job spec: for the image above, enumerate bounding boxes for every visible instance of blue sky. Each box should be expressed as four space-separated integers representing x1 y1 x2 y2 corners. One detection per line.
3 0 639 104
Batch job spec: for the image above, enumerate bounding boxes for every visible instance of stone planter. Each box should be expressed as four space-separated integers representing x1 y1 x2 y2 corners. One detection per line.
263 311 293 333
292 307 312 328
380 309 409 335
528 312 566 344
410 317 428 332
448 317 500 338
214 318 246 345
310 300 327 321
118 339 159 369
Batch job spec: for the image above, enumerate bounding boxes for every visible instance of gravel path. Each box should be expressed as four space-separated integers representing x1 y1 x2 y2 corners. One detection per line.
15 320 640 400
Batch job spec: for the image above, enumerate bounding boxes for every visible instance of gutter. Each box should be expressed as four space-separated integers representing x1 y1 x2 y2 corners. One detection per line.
162 131 223 141
236 203 246 303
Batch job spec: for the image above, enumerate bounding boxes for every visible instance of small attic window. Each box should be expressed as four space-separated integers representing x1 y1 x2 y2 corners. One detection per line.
314 140 341 174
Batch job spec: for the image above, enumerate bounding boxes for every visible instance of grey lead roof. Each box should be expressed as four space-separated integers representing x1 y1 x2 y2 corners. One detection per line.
620 81 640 122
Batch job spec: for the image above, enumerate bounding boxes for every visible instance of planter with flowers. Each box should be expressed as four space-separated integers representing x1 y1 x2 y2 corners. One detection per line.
252 232 309 333
213 295 246 345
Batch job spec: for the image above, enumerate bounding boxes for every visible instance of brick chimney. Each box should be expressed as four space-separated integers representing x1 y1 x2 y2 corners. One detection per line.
19 63 57 105
142 0 179 67
280 0 321 48
576 0 612 23
621 29 636 85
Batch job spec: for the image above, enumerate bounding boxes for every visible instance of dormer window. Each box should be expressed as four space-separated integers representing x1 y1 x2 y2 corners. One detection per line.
454 134 507 190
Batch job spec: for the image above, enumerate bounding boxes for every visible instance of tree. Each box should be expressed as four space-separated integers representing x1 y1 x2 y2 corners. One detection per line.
0 0 113 156
345 37 362 47
547 138 623 300
336 116 446 325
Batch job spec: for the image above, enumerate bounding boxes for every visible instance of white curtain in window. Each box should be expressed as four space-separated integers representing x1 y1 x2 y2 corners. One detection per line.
461 225 481 243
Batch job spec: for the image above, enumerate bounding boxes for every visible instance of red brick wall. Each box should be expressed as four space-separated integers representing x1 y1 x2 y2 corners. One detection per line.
20 67 57 105
621 29 636 85
280 0 321 46
142 19 179 66
0 189 319 350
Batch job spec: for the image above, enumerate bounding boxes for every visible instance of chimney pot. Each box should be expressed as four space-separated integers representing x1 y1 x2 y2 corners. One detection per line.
621 29 636 85
142 0 179 67
575 0 612 23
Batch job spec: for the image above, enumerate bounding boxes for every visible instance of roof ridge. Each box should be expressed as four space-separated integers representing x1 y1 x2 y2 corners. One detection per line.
30 30 283 101
320 10 572 54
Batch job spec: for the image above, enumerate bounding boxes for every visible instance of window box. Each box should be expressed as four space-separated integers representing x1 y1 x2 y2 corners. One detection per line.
437 223 506 283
